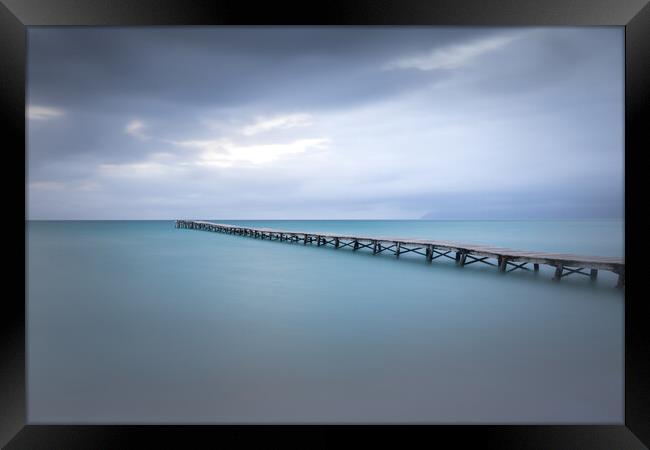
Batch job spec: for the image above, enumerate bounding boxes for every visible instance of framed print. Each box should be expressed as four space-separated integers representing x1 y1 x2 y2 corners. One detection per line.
2 0 649 448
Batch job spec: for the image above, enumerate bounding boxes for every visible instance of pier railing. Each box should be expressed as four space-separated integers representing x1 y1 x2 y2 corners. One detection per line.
176 220 625 288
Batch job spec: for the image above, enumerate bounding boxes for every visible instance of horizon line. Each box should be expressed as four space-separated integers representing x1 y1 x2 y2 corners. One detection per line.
25 217 625 222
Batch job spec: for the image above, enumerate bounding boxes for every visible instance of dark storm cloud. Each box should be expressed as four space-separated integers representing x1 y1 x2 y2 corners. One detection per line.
28 27 489 110
27 28 475 167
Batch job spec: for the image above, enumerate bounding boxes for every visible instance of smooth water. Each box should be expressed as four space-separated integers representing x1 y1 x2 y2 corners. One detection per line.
27 220 624 423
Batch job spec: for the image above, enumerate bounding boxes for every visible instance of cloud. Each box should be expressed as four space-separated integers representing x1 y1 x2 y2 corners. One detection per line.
177 137 329 167
29 180 100 191
385 34 519 72
170 114 328 168
241 113 312 136
99 161 171 178
94 134 330 180
29 181 66 190
26 27 624 220
125 119 149 140
27 105 64 120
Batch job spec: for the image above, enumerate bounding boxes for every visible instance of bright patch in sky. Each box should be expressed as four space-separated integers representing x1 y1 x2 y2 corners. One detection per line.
27 105 64 120
125 119 149 140
241 113 313 136
180 138 329 167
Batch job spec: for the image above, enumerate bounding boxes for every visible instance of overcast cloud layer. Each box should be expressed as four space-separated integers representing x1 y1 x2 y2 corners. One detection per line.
27 27 624 220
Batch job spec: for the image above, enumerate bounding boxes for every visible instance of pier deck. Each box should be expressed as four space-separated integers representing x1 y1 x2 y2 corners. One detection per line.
175 220 625 288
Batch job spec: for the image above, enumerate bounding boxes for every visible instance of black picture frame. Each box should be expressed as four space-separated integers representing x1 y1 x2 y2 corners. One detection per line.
2 0 648 448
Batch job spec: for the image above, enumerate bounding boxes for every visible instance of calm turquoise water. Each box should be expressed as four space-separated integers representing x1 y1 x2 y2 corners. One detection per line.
27 220 624 423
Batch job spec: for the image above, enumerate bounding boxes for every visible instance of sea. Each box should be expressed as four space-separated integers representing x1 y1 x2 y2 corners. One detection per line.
27 219 624 423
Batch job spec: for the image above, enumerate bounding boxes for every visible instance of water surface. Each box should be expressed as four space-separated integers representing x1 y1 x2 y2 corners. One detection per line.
27 220 624 423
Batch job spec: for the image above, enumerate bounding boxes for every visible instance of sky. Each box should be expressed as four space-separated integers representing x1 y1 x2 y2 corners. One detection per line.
27 27 624 220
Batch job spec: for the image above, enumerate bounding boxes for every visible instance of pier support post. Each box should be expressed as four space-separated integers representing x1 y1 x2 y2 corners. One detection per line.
317 236 322 247
373 241 378 254
353 240 359 251
459 252 467 267
426 245 433 263
455 252 461 264
395 242 401 258
554 264 563 281
498 256 508 273
304 234 308 245
616 269 625 288
335 237 340 248
534 263 539 272
590 269 598 281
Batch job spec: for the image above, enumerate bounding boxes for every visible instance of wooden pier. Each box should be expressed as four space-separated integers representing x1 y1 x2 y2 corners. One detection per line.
175 220 625 288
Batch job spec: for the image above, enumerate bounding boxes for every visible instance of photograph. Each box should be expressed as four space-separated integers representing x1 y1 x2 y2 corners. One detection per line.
26 26 625 425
